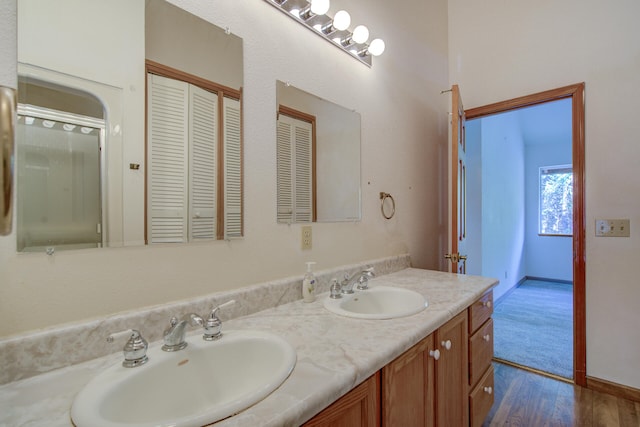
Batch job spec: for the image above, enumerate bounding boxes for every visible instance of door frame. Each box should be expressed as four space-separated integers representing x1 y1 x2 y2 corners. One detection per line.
464 83 586 386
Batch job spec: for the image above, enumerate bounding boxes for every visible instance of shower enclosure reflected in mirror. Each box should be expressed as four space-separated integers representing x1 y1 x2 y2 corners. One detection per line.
16 82 105 252
276 81 361 223
16 0 243 251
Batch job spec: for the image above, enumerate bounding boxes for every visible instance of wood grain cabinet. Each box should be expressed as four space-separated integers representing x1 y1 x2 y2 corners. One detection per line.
468 290 495 427
303 372 380 427
436 310 469 427
306 293 494 427
382 334 436 427
382 310 469 427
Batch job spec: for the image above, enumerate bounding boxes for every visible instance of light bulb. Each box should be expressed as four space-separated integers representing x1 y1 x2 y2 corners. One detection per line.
368 38 385 56
63 123 76 132
333 10 351 31
310 0 330 16
352 25 369 44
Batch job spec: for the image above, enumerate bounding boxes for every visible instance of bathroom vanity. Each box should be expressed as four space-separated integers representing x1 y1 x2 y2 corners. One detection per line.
305 289 495 427
0 262 497 427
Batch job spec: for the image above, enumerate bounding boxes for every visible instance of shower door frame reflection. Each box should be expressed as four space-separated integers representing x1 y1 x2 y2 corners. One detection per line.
17 105 106 252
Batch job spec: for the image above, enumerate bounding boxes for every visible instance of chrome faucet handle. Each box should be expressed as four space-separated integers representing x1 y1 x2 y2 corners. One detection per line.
356 275 370 291
329 279 342 299
203 300 236 341
107 329 149 368
356 267 375 290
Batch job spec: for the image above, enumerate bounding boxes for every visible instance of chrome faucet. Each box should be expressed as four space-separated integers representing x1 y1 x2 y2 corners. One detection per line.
341 267 375 294
162 313 204 352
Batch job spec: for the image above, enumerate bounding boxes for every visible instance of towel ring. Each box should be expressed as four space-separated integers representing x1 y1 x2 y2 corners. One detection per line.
380 192 395 219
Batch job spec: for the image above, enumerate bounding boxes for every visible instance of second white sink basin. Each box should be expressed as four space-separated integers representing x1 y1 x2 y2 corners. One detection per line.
71 329 296 427
324 286 428 319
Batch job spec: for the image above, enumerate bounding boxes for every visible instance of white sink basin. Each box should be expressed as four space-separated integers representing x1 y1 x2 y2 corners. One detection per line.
324 286 428 319
71 330 296 427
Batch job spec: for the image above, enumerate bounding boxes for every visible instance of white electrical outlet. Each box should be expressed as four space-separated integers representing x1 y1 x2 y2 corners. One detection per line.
301 225 312 249
595 219 630 237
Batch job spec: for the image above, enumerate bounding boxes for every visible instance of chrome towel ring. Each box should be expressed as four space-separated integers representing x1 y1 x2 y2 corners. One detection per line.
380 192 395 219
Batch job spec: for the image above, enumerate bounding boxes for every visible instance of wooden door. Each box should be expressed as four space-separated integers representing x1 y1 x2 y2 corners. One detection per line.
435 310 469 427
446 84 468 273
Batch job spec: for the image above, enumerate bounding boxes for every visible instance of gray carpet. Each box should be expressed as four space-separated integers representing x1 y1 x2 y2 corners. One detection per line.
493 280 573 379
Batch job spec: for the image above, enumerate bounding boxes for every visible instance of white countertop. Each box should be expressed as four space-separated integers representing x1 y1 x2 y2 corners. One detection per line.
0 268 497 427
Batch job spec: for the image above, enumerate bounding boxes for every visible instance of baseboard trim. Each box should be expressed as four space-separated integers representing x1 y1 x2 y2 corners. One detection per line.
587 376 640 403
525 276 573 285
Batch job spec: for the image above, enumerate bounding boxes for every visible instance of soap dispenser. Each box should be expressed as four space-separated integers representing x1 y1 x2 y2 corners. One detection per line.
302 261 317 303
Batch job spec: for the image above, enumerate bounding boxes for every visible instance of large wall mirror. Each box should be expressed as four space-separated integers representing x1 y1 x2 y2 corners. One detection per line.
16 0 243 252
276 81 361 223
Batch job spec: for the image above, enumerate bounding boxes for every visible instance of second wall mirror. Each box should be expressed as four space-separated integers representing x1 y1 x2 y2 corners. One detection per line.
276 81 361 224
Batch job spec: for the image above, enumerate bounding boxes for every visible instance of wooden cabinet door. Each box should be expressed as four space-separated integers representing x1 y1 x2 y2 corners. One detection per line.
382 334 436 427
435 310 469 427
304 372 380 427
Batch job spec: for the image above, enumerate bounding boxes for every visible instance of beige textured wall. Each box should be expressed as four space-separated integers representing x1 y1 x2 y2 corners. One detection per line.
0 0 449 337
448 0 640 389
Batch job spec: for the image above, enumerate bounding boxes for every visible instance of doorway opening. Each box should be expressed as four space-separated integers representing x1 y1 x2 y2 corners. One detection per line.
465 83 586 386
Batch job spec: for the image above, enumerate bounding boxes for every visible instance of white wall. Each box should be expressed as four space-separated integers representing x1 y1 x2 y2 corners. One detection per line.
0 0 449 337
479 112 526 301
465 119 482 276
449 0 640 389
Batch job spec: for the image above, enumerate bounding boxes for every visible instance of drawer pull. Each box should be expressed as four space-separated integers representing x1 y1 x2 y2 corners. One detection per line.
441 339 452 350
483 334 491 342
483 386 493 395
429 349 440 360
482 300 492 308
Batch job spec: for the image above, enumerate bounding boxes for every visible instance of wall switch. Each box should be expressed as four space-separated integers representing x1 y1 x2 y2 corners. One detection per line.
301 225 312 249
595 219 630 237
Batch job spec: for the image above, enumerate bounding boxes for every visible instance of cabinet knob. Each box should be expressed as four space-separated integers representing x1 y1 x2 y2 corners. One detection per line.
441 339 452 350
429 349 440 360
483 334 491 342
482 300 492 308
484 386 493 395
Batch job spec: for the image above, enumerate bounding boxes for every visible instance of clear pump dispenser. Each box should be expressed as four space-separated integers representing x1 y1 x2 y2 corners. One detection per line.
302 261 317 303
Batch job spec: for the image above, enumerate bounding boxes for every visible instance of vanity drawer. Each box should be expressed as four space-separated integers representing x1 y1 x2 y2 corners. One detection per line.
469 365 494 427
469 318 493 386
469 290 493 333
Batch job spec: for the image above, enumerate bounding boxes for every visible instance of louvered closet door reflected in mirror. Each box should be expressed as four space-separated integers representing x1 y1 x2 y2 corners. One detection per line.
277 110 315 224
147 73 242 243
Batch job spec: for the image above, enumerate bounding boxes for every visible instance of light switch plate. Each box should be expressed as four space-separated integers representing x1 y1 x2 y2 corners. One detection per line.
595 219 630 237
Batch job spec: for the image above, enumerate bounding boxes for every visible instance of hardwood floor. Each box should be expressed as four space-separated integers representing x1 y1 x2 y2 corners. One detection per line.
483 362 640 426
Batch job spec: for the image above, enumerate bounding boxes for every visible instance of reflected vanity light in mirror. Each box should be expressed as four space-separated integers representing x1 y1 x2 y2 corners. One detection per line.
263 0 385 67
276 81 361 224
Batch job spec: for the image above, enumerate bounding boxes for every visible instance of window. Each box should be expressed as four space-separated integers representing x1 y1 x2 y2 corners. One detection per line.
539 165 573 236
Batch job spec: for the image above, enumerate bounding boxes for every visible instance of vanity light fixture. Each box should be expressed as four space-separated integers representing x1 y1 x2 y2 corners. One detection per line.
263 0 385 67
